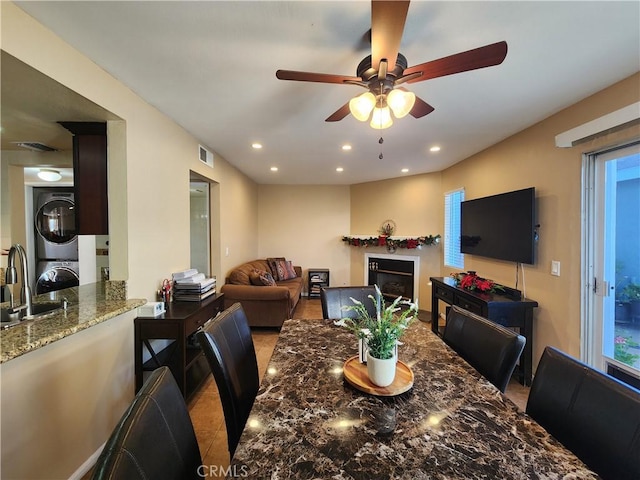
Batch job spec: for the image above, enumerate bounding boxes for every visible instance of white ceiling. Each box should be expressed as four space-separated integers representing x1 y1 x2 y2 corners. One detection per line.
12 1 640 185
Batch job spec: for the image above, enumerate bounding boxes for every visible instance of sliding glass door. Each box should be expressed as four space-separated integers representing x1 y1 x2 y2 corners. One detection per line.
584 142 640 386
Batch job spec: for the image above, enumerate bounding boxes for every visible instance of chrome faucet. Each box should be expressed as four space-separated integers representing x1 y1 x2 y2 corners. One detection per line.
5 243 33 317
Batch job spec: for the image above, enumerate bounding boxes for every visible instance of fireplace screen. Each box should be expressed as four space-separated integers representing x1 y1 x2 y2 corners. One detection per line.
368 257 415 301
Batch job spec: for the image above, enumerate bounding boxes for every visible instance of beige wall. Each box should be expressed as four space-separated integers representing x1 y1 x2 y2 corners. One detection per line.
1 3 259 478
439 73 640 367
1 2 259 300
0 161 28 261
347 74 639 368
349 173 443 310
219 161 260 275
0 310 137 480
257 185 351 290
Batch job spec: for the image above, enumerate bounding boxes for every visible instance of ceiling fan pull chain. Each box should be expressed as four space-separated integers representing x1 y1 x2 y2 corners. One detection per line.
379 136 384 160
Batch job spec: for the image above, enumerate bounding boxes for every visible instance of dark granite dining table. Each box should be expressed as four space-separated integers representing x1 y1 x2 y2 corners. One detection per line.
230 318 599 479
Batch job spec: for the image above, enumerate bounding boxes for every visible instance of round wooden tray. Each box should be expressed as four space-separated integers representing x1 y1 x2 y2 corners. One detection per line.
343 356 414 396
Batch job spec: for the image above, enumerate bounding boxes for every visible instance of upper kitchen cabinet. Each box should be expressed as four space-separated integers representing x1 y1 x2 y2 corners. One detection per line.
59 122 108 235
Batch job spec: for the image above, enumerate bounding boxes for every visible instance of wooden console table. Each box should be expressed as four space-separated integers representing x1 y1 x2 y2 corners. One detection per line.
134 293 224 400
430 277 538 386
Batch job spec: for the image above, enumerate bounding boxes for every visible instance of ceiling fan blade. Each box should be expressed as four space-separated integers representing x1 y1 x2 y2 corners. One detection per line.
403 41 508 83
276 70 361 85
409 95 435 118
325 102 351 122
371 0 410 72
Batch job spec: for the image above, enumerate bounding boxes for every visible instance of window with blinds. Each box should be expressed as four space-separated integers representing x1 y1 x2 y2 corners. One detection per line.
444 188 465 269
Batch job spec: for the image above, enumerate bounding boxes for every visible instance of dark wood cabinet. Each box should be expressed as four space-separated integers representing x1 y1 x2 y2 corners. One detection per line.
430 276 538 386
134 293 224 400
59 121 108 234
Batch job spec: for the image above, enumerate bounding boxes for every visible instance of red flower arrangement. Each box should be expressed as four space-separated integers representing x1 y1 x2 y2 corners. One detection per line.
450 271 503 293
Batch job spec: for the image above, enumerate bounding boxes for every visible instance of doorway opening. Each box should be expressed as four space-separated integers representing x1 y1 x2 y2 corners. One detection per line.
189 175 211 276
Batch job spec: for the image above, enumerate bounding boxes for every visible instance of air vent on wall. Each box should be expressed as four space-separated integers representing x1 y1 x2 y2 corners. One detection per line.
198 145 214 168
12 141 57 152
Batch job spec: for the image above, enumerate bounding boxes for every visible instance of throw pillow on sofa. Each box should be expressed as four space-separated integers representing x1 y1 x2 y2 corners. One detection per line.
274 259 297 281
249 269 277 286
284 260 298 279
262 271 277 285
267 257 286 279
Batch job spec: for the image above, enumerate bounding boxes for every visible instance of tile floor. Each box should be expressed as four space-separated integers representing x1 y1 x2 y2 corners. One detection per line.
188 298 531 476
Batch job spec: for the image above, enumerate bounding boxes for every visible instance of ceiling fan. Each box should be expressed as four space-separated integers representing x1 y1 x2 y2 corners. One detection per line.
275 0 507 129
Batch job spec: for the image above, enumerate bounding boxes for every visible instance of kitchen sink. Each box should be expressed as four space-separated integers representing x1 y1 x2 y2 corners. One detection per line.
1 302 63 329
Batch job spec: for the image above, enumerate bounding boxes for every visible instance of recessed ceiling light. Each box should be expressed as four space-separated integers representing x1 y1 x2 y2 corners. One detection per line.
401 168 409 173
252 143 263 149
341 145 352 151
270 167 278 172
430 146 441 152
336 167 344 172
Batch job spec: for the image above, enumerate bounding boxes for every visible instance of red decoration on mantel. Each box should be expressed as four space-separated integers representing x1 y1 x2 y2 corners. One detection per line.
342 235 440 249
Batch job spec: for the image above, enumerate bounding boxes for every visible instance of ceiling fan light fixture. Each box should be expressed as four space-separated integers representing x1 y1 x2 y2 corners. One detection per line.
37 169 62 182
349 92 376 122
387 89 415 119
370 106 393 130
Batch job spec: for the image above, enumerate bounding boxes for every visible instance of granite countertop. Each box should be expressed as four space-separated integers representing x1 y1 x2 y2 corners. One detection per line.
1 282 145 363
231 319 599 479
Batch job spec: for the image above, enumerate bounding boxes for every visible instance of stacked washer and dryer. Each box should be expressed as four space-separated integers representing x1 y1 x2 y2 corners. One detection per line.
33 188 80 294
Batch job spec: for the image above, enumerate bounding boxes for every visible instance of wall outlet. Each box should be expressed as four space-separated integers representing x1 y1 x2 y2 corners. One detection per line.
551 260 561 277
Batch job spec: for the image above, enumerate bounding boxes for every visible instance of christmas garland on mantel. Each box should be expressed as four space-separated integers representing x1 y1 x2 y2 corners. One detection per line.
342 235 441 249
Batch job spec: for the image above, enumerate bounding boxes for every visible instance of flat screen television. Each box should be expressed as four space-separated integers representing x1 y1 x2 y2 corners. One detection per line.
460 187 536 264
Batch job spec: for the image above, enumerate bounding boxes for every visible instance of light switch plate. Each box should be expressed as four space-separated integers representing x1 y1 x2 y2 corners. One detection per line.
551 260 561 277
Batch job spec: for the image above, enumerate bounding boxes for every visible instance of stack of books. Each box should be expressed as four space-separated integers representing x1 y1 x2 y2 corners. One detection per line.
172 269 216 301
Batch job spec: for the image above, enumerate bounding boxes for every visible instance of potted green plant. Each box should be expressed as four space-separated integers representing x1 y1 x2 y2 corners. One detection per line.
336 285 418 387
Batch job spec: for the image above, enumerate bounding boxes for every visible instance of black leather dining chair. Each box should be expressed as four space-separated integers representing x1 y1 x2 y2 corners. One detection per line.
443 305 526 393
526 346 640 480
196 302 259 458
320 286 379 319
92 366 202 480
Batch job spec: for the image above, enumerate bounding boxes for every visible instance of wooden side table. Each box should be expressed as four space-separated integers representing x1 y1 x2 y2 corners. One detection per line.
430 277 537 386
134 293 224 400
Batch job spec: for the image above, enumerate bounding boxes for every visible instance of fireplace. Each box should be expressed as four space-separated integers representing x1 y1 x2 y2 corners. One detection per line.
364 253 420 303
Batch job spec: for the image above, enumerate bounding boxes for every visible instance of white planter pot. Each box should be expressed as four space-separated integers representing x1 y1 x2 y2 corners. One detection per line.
359 335 399 364
367 351 397 387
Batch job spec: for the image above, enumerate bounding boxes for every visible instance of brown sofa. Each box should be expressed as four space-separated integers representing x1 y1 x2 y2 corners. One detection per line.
220 259 303 328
